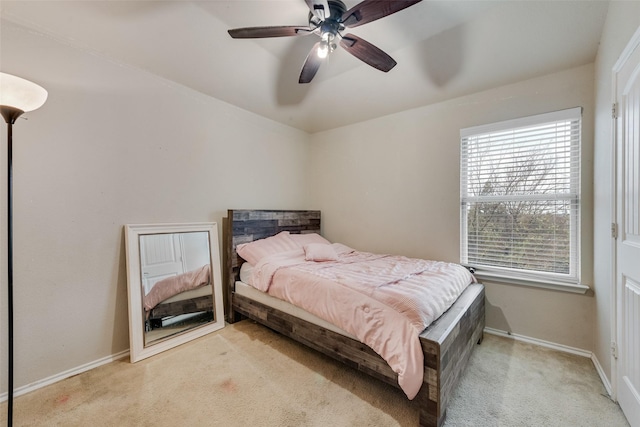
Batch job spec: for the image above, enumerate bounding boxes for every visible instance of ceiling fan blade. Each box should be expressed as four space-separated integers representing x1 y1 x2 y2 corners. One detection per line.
228 26 311 39
339 33 396 72
305 0 331 21
342 0 422 28
299 42 324 84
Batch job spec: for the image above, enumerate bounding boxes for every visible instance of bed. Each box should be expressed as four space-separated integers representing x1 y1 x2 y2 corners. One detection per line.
223 209 485 427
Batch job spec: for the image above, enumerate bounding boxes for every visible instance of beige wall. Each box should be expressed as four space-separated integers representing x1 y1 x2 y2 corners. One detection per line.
593 1 640 388
0 21 312 391
310 64 595 351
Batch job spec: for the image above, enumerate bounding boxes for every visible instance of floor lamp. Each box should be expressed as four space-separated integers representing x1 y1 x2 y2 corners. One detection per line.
0 73 47 427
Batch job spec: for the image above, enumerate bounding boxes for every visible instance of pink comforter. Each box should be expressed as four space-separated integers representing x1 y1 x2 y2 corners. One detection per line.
144 264 211 311
250 244 474 399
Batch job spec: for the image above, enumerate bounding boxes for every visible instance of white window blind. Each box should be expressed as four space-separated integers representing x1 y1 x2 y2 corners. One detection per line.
460 107 581 286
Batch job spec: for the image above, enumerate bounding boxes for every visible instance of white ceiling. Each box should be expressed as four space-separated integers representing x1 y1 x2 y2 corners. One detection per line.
1 0 609 133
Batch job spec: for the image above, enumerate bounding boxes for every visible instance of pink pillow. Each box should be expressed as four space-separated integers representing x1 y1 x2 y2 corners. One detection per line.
236 231 299 265
290 233 331 247
304 243 338 262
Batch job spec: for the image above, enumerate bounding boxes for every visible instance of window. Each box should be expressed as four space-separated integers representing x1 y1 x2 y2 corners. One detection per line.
460 107 583 290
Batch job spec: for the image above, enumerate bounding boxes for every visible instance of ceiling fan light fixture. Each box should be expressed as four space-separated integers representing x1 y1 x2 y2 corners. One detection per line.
317 31 335 58
317 42 329 59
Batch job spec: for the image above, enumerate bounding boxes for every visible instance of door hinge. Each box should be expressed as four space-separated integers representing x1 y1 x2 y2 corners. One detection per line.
611 341 618 359
611 222 618 239
612 102 618 119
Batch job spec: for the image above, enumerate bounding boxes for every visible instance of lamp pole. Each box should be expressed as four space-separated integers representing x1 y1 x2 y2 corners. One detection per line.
0 107 20 427
0 73 47 427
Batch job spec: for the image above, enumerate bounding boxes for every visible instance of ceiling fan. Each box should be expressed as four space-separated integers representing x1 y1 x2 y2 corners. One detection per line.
227 0 423 84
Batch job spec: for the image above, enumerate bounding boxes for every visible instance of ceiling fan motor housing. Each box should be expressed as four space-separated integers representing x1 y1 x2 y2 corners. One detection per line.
309 0 347 36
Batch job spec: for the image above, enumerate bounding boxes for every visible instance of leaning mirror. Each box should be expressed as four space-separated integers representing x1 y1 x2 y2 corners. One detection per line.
124 222 225 362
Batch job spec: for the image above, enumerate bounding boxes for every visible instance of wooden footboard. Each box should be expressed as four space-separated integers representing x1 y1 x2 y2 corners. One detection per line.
417 283 485 427
224 209 485 427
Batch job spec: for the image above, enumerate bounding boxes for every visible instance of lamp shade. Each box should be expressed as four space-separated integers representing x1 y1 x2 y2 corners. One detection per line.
0 72 48 113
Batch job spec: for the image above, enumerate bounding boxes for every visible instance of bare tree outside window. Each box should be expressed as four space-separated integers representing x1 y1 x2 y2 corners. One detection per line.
460 110 580 282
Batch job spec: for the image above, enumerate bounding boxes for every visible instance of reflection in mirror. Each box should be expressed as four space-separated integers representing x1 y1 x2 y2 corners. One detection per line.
125 223 225 362
140 231 214 346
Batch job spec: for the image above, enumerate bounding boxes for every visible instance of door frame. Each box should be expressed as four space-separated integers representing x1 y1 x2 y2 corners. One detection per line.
611 23 640 403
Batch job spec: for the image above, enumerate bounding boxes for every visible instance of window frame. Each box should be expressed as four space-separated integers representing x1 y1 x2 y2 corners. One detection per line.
460 107 588 294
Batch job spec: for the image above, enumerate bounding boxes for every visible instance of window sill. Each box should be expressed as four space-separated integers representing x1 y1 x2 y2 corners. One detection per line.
472 270 590 294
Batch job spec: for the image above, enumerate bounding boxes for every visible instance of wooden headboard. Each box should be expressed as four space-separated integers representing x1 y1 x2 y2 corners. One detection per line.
223 209 321 322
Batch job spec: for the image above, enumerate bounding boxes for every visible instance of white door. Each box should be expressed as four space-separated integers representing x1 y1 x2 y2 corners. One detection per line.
139 233 185 295
616 27 640 427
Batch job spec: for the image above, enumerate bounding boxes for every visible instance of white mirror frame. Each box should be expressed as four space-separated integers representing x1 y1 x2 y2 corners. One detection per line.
124 222 225 362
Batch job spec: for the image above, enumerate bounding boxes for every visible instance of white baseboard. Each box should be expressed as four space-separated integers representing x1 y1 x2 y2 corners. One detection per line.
484 327 613 396
0 349 129 402
484 327 592 357
591 352 613 396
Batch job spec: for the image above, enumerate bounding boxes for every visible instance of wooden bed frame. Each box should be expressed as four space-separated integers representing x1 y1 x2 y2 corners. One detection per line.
223 209 485 427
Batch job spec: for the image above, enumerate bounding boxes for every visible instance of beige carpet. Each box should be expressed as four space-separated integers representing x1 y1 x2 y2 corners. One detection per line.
1 321 629 426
